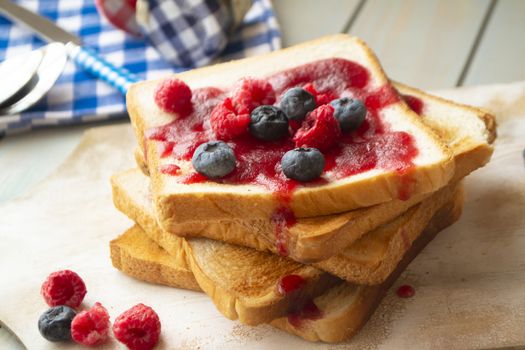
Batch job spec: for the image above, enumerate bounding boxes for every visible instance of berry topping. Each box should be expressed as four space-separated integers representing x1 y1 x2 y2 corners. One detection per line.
41 270 87 308
113 304 161 350
293 105 341 151
160 164 180 175
249 105 289 141
210 98 250 141
71 302 110 346
396 284 415 298
403 94 424 115
38 306 76 342
287 300 323 328
192 141 236 179
231 77 276 114
331 97 367 132
279 87 316 121
281 148 325 182
303 83 338 106
277 275 306 295
154 78 193 116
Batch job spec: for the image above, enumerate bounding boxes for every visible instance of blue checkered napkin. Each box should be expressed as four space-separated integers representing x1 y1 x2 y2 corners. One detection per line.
0 0 281 136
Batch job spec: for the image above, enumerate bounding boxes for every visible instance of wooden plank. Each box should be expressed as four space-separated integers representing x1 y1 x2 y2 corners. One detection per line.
347 0 491 89
273 0 361 47
462 0 525 86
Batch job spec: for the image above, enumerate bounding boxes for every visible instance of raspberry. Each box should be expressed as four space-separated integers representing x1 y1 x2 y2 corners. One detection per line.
293 105 341 151
210 98 250 140
41 270 87 308
303 83 338 106
71 302 110 346
154 77 193 116
113 304 161 350
231 78 276 114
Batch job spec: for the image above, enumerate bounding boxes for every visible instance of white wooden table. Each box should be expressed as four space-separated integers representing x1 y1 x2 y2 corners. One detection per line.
1 0 524 348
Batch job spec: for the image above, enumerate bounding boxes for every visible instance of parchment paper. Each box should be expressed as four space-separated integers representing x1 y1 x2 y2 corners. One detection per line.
0 81 524 349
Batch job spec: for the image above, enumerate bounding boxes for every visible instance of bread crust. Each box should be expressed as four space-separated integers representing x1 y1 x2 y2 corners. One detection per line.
127 34 455 223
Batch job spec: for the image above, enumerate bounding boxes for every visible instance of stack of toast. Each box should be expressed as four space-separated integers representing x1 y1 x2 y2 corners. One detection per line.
109 35 496 343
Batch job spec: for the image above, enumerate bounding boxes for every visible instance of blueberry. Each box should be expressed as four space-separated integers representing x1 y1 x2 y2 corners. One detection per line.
38 305 76 342
281 148 325 182
249 105 289 141
331 98 367 132
192 141 236 178
280 88 316 121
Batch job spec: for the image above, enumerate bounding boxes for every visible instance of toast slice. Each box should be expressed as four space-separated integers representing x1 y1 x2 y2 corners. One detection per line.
127 34 455 224
112 168 457 285
126 83 494 263
110 186 463 342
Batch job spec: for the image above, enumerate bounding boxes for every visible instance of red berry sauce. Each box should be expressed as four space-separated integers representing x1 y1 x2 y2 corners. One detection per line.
287 300 323 328
147 58 419 254
403 94 424 115
277 274 307 295
396 284 415 298
271 206 297 256
160 164 180 175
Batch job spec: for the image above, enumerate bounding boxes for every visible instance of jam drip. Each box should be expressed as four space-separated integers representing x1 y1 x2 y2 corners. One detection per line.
271 206 297 256
403 94 424 115
396 284 415 298
277 274 306 295
287 300 323 328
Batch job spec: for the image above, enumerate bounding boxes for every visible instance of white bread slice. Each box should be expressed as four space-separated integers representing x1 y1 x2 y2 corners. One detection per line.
127 34 455 224
130 83 495 262
109 187 463 343
111 169 458 286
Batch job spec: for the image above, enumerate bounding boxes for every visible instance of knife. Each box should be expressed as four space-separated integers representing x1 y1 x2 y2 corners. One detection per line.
0 0 139 94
